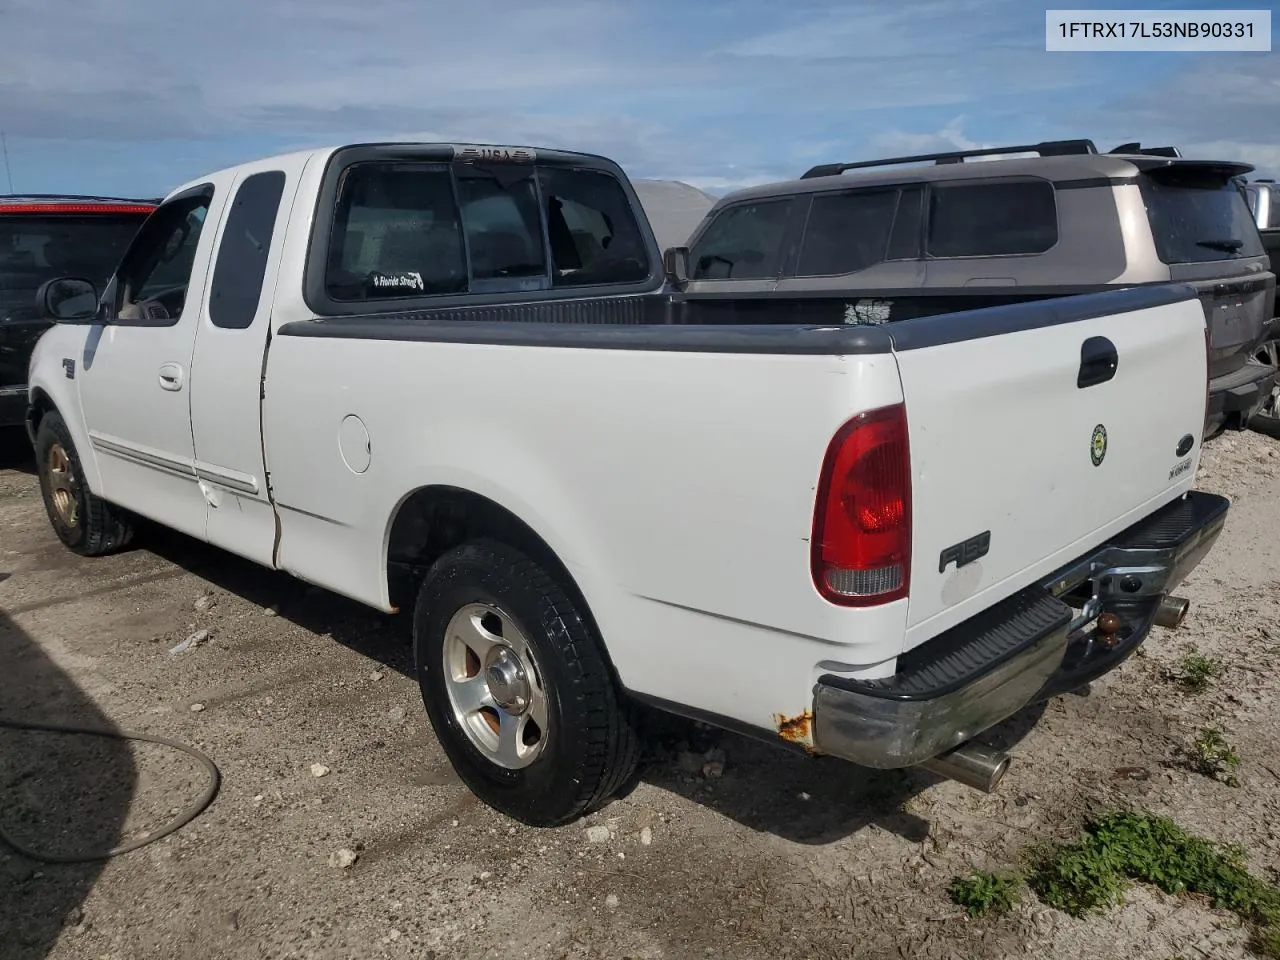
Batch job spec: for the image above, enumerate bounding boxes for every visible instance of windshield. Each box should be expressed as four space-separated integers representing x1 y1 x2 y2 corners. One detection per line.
0 213 149 321
1141 171 1265 264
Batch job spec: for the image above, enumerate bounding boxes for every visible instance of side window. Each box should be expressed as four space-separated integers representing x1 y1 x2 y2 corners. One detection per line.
796 189 900 276
926 180 1058 258
887 186 923 260
538 167 650 287
325 163 466 302
115 191 213 321
455 169 547 288
209 171 287 329
690 199 794 280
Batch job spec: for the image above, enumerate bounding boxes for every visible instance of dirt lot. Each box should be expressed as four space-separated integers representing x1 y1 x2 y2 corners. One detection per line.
2 425 1278 960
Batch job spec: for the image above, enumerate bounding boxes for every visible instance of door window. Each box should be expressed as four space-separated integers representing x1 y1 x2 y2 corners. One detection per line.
115 190 213 322
689 199 795 280
796 189 901 276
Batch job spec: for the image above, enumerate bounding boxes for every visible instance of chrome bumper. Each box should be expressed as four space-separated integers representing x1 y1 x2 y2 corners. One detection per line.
811 490 1230 770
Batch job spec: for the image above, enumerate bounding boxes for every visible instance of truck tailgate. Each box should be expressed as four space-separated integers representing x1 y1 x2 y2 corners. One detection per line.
893 288 1208 646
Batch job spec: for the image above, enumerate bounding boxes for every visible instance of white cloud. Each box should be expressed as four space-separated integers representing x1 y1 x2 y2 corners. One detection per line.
721 1 1021 59
869 118 988 156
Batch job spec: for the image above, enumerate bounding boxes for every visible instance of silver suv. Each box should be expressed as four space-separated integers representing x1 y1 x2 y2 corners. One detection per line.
670 140 1276 438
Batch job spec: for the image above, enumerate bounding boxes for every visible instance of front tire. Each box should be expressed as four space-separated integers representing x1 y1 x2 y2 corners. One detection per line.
34 410 135 556
413 539 639 826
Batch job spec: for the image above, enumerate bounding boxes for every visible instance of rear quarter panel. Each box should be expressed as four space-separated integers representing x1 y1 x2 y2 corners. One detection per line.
261 331 909 731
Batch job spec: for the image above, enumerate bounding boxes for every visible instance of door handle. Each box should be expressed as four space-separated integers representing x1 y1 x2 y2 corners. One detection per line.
1077 336 1118 389
158 362 185 391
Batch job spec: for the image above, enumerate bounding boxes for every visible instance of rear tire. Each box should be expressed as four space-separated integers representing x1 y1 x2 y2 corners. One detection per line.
413 539 640 826
1249 341 1280 440
34 410 135 556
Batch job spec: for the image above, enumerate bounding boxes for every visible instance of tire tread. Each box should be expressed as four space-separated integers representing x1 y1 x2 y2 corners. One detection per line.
35 411 135 557
415 539 639 825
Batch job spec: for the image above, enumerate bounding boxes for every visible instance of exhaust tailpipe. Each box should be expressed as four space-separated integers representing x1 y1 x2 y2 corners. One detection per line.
920 741 1011 793
1155 595 1190 629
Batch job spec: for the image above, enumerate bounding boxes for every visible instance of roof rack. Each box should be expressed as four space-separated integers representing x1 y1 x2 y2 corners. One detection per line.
799 139 1099 179
1108 142 1182 158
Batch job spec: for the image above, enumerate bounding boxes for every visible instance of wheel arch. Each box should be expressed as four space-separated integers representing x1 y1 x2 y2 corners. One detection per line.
384 484 613 659
26 385 55 438
26 384 103 492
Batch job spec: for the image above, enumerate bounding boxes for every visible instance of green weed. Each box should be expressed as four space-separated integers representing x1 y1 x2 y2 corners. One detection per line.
1186 728 1241 787
1027 811 1280 954
947 870 1022 918
1178 652 1223 693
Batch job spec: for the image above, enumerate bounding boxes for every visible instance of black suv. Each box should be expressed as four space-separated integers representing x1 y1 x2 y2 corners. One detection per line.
1 195 156 427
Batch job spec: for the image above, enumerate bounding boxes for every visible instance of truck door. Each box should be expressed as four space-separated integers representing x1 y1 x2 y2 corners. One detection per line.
76 185 221 541
188 165 298 567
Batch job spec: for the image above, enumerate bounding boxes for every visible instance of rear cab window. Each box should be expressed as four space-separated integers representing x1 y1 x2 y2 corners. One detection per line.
312 146 655 312
1140 169 1265 263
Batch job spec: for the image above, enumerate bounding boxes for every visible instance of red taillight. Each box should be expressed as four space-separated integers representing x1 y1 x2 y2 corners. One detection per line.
0 203 155 215
811 403 912 606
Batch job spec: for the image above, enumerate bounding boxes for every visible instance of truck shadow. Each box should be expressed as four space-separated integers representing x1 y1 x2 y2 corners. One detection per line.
0 607 137 959
137 522 1047 846
632 699 1046 845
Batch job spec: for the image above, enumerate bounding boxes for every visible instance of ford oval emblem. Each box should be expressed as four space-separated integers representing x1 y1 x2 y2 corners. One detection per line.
1176 433 1195 457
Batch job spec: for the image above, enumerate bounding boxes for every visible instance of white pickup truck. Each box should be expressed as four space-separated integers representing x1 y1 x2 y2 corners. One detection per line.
25 141 1229 826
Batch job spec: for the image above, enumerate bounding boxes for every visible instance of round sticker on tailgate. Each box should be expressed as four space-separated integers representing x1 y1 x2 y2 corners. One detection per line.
1090 424 1108 466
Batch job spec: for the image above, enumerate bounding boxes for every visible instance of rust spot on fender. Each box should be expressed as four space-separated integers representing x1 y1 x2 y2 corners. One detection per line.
774 710 814 750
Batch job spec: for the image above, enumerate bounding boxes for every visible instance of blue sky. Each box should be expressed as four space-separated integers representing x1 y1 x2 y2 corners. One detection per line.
1 0 1276 198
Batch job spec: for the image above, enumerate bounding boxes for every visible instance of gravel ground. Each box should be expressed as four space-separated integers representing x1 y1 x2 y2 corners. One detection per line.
1 425 1278 960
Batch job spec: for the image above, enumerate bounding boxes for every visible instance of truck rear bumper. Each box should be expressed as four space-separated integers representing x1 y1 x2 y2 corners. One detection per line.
811 490 1229 770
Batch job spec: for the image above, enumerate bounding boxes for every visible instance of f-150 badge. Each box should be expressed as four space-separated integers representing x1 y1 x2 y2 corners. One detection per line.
1090 424 1108 466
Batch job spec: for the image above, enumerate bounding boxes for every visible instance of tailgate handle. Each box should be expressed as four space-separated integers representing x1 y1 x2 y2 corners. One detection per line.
1078 336 1118 389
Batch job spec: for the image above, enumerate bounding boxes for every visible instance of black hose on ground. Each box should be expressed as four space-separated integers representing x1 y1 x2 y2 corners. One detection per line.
0 717 221 864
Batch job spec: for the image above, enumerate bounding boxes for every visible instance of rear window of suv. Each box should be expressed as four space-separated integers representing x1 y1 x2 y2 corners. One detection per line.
1141 170 1265 263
